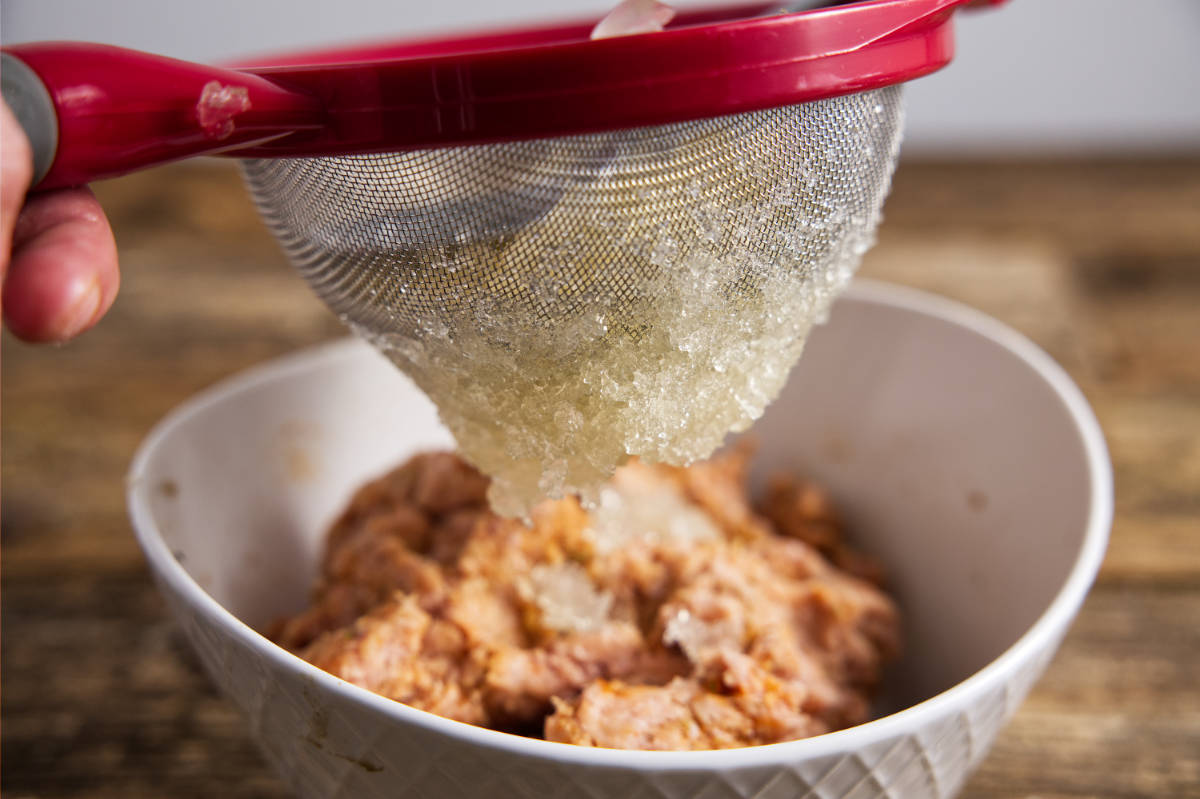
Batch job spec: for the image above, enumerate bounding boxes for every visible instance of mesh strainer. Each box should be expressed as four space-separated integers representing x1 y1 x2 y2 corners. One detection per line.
4 0 1000 512
2 2 991 335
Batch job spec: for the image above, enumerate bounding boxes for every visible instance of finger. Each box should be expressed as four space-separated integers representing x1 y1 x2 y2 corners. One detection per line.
2 186 120 342
1 101 35 283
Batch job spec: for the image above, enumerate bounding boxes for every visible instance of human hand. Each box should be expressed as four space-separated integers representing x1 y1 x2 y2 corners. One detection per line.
2 99 118 342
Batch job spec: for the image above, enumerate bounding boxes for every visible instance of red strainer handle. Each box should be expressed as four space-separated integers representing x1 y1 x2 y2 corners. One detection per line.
2 42 324 189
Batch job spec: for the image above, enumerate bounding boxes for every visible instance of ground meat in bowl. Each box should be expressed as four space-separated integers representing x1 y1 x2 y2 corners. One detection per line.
273 448 900 750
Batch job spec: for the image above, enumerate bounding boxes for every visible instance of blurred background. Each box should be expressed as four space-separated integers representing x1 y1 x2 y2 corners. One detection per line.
3 2 1198 798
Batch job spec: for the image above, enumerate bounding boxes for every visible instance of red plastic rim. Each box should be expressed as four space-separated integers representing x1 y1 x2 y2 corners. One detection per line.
228 0 980 158
5 0 1000 188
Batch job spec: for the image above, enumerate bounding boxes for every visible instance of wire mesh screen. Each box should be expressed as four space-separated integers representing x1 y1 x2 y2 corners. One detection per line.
241 85 903 350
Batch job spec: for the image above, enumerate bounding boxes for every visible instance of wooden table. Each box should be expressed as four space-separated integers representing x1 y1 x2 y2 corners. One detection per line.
4 160 1198 798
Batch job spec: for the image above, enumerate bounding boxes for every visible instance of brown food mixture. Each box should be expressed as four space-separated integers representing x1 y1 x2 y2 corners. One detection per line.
273 449 900 750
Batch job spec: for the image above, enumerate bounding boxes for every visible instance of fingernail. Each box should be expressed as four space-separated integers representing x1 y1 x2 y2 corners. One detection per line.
57 281 102 340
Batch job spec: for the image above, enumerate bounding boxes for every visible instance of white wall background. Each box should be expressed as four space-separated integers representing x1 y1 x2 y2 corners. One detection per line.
3 0 1199 157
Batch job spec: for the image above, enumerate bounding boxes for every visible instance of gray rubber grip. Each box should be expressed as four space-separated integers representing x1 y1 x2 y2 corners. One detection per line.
2 52 59 186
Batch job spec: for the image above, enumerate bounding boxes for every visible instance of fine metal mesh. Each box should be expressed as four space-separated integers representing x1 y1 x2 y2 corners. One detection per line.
241 86 903 346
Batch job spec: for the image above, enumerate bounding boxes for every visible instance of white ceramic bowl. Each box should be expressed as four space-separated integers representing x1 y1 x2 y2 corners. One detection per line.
128 281 1111 799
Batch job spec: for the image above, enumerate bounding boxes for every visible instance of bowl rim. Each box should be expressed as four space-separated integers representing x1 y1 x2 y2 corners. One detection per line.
127 279 1112 769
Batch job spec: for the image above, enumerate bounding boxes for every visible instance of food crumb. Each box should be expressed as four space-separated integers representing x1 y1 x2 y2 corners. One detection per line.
196 81 250 140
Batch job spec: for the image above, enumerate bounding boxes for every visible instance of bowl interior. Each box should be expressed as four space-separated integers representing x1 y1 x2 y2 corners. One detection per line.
130 283 1101 717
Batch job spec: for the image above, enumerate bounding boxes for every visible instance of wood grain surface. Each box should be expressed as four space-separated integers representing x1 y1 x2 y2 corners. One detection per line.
3 160 1198 798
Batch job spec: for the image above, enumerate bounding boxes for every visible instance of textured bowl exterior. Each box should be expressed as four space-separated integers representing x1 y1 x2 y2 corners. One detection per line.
160 576 1061 799
129 282 1111 799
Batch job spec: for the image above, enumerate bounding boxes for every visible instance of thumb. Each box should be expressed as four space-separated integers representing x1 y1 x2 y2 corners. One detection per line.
1 99 36 285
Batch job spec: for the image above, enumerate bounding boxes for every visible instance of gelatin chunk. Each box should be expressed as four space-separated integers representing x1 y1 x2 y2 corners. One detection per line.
369 234 864 518
591 0 676 39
